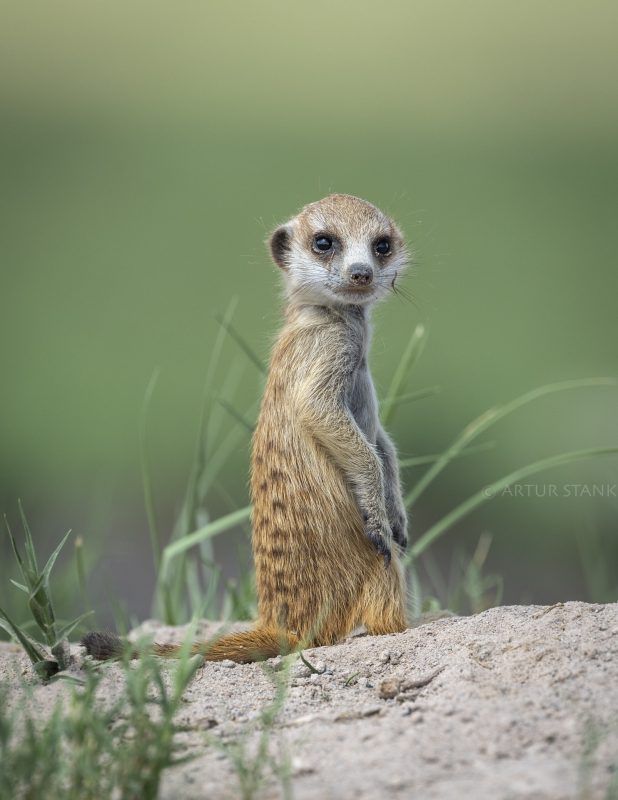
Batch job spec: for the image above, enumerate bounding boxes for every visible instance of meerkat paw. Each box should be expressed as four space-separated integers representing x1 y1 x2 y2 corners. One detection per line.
362 511 393 567
389 505 409 552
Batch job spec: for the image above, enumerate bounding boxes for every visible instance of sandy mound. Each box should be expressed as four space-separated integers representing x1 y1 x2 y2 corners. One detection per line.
2 602 617 799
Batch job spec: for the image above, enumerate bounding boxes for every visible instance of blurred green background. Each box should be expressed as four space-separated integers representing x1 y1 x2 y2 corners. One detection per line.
1 1 617 622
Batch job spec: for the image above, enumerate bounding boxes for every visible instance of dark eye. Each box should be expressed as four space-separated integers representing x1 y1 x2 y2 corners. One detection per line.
313 235 333 253
375 238 391 256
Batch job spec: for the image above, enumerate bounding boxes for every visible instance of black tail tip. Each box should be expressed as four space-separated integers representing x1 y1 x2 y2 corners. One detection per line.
81 631 124 660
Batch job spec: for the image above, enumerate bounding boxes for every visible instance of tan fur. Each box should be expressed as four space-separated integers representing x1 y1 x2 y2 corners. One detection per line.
153 628 299 663
83 194 409 663
251 308 407 646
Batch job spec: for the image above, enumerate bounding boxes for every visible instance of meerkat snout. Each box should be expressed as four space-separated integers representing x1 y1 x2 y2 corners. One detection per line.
347 262 374 287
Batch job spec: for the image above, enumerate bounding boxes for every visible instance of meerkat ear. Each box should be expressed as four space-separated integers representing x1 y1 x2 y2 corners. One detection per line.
268 224 293 271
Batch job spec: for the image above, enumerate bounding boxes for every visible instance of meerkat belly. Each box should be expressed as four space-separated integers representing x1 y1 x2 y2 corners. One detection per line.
251 405 373 629
252 410 364 548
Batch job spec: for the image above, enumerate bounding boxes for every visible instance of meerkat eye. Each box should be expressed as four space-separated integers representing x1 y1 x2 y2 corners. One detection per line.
313 235 333 254
374 238 391 256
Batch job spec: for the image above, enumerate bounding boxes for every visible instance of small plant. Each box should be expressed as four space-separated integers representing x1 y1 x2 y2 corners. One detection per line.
0 502 92 682
0 502 205 800
146 298 258 625
576 523 618 605
0 650 203 800
410 531 503 616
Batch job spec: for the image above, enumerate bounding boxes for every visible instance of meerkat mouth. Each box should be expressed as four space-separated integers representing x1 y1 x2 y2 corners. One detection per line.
336 286 375 297
337 290 377 305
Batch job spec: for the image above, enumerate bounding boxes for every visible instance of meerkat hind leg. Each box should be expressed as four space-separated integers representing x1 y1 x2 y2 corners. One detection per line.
361 562 407 636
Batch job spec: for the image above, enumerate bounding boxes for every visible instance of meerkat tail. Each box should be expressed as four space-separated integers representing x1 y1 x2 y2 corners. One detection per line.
81 626 299 664
81 631 126 660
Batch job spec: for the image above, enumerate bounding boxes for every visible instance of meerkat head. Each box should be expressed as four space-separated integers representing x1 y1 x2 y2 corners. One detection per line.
268 194 408 308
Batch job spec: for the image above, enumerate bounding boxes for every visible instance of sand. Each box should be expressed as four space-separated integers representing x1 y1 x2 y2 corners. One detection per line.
1 602 617 799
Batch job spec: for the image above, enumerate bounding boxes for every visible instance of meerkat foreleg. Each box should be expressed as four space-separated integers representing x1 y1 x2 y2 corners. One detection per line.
298 400 393 564
376 427 408 551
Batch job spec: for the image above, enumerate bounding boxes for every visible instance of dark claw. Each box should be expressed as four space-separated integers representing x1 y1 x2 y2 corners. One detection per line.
391 523 408 551
367 531 392 568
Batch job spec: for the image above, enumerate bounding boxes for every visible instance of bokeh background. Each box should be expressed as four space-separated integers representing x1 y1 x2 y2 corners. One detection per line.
1 1 617 625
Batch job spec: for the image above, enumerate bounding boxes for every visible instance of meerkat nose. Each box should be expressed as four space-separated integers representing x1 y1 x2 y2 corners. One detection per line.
348 263 373 286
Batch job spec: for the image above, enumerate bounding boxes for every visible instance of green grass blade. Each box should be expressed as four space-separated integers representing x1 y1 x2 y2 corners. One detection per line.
405 377 618 509
387 385 440 408
9 580 28 593
173 299 242 542
215 313 266 375
381 323 427 426
36 529 72 595
73 535 92 622
158 300 241 620
18 500 39 574
27 597 55 645
197 401 260 499
161 506 252 574
209 297 239 382
139 367 162 572
26 528 72 645
185 557 207 618
405 446 618 564
197 559 222 618
4 515 31 585
215 396 255 433
154 299 250 622
53 611 94 645
204 358 246 462
201 297 239 452
0 607 47 665
177 297 239 539
400 441 495 468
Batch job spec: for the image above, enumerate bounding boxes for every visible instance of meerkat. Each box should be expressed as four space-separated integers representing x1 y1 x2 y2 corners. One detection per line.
83 193 410 663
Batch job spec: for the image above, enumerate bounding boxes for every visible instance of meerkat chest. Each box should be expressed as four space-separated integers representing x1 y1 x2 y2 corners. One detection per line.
346 359 379 444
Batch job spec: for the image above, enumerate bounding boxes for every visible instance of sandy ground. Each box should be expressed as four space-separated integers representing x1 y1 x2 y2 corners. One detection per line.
1 602 617 799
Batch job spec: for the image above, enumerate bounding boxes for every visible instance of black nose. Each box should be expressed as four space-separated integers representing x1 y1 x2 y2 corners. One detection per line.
349 263 373 286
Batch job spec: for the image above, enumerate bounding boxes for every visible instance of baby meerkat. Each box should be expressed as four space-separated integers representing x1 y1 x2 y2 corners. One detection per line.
83 194 410 663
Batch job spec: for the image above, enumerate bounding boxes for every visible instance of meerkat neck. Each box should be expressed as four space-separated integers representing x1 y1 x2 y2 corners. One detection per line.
286 302 371 328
